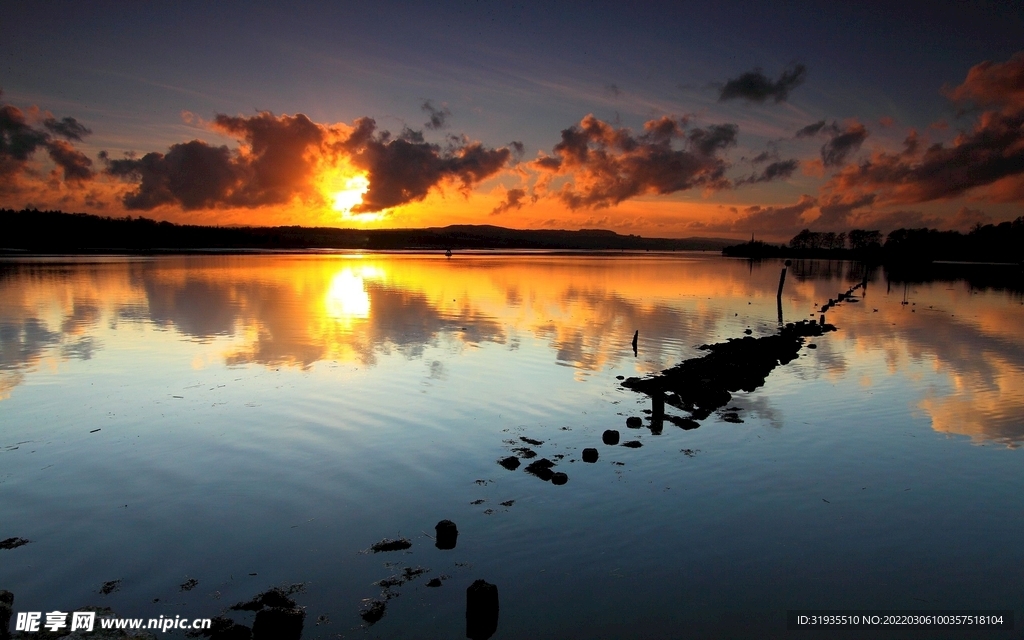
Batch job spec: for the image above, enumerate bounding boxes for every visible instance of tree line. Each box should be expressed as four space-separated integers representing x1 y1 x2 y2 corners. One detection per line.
0 208 729 252
724 217 1024 263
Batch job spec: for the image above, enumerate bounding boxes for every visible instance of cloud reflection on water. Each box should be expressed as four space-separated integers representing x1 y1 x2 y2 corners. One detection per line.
1 255 1023 446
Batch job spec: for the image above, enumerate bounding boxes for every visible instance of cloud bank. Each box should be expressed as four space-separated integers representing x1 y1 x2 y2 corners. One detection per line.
1 92 95 192
104 111 512 212
822 53 1024 205
531 114 739 209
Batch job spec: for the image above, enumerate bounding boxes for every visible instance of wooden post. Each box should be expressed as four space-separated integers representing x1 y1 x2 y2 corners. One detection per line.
777 259 791 299
776 260 791 326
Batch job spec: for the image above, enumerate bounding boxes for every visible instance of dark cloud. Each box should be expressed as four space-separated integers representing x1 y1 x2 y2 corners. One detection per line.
1 95 93 191
735 158 799 185
211 112 325 205
509 141 525 162
532 114 736 209
795 120 840 138
688 123 739 156
43 116 91 141
47 139 94 182
341 117 512 212
1 103 50 163
490 187 533 216
820 122 868 167
421 100 451 130
719 64 807 103
106 141 241 210
795 119 869 166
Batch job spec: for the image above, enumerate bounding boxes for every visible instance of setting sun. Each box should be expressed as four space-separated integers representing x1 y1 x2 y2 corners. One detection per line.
331 174 370 213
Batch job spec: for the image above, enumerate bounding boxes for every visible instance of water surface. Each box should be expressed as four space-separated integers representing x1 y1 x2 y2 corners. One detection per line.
1 253 1023 638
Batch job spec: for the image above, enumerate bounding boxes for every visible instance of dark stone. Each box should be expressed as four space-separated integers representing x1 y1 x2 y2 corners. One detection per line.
466 580 499 640
369 538 412 553
0 590 12 640
602 430 620 445
0 538 29 550
512 447 537 459
744 329 752 335
807 343 817 349
252 606 304 640
621 440 643 448
625 416 643 428
426 578 443 587
435 519 458 550
519 436 544 446
722 412 744 423
360 599 387 625
581 448 599 463
231 586 300 611
615 375 624 380
207 617 252 640
99 580 121 595
550 472 568 485
498 456 520 471
524 458 555 481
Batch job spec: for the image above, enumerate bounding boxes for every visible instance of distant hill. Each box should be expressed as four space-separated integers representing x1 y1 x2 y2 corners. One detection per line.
0 209 734 253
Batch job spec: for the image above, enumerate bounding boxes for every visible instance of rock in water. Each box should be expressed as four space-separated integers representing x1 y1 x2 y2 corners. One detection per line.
435 519 458 550
0 590 12 640
626 416 642 428
498 456 520 470
466 580 499 640
360 600 387 624
205 617 252 640
581 448 599 463
252 606 304 640
550 472 568 485
602 430 620 445
524 458 555 481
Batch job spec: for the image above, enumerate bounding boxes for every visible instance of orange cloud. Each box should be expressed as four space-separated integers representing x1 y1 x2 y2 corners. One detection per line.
822 52 1024 206
0 92 94 195
103 112 514 217
531 114 738 209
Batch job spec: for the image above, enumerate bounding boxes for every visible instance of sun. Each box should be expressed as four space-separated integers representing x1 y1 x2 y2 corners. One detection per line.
331 174 370 213
320 169 387 223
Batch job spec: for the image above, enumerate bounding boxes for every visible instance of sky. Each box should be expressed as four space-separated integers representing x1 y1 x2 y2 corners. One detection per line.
2 0 1023 241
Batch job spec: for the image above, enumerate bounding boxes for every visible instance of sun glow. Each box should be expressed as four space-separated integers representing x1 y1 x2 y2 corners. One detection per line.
319 169 387 223
332 174 370 213
324 268 371 323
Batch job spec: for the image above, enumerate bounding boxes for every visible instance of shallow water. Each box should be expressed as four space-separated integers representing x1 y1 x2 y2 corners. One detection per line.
1 253 1023 639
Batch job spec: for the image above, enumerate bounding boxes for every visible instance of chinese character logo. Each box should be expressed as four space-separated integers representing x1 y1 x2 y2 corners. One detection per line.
71 611 96 631
15 611 41 632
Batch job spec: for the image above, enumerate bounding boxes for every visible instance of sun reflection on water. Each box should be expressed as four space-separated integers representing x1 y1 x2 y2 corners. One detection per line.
324 269 372 323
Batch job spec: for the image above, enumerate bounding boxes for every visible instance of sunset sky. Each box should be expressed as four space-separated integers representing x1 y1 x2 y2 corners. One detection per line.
2 1 1023 241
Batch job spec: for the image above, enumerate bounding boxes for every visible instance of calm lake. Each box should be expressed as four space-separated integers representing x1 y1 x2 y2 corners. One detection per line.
1 253 1023 639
